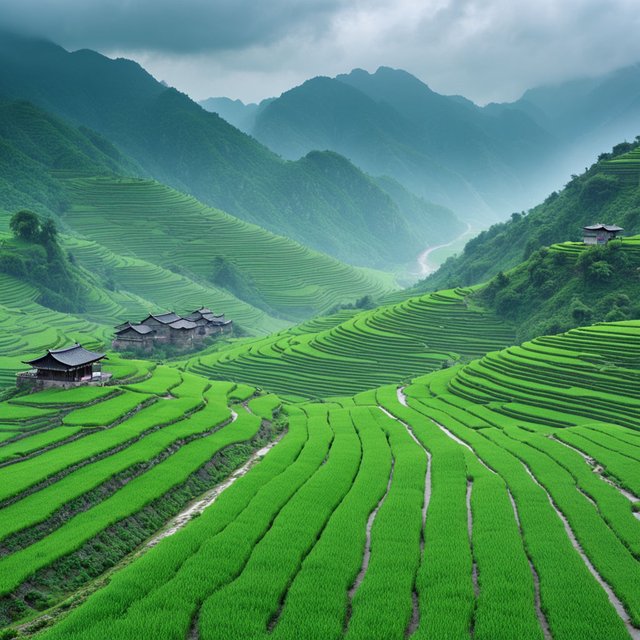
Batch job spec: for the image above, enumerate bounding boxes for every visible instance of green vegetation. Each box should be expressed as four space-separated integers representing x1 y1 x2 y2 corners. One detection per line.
1 37 640 640
61 176 395 321
235 69 555 224
184 287 514 400
476 235 640 340
0 318 631 640
0 36 460 268
1 211 87 312
420 139 640 292
0 371 276 626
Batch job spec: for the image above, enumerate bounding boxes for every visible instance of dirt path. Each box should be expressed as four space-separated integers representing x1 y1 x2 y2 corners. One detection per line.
519 460 640 639
551 435 640 516
147 406 283 548
507 489 553 640
378 404 431 637
416 223 473 277
346 458 394 612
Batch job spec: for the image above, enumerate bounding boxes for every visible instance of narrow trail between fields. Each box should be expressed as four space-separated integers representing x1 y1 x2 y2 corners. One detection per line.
416 223 473 277
506 489 553 640
519 460 640 639
551 435 640 516
467 481 479 601
148 425 284 547
346 458 394 607
379 399 432 637
430 417 497 475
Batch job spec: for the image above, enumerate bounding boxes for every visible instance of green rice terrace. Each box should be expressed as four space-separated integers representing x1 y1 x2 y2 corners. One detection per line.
184 287 515 401
0 317 637 639
61 177 396 321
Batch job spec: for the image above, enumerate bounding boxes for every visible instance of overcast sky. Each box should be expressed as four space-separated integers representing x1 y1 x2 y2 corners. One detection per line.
2 0 640 104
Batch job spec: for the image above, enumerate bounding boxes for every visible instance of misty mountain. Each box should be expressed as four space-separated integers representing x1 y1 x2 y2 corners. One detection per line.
0 32 462 269
199 96 273 133
202 67 559 223
497 64 640 178
203 64 640 227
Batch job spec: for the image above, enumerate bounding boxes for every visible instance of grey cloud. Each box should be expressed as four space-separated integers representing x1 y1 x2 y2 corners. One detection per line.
2 0 640 106
0 0 345 53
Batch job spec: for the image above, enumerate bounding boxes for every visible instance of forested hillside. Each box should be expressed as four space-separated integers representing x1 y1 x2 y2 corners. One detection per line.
0 33 461 268
477 235 640 341
0 96 399 358
0 100 140 218
418 139 640 291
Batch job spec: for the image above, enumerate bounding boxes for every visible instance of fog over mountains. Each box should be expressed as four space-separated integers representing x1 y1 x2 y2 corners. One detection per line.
202 64 640 224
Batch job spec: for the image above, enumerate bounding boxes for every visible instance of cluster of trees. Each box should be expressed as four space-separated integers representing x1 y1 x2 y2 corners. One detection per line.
479 240 640 341
0 210 86 312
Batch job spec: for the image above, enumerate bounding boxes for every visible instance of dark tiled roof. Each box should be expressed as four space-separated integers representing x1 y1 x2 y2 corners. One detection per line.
169 319 197 330
202 313 225 322
186 307 215 321
115 323 155 336
141 312 182 324
583 224 624 232
24 344 106 370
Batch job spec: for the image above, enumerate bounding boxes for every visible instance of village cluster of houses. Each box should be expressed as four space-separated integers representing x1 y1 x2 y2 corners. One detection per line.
112 307 232 352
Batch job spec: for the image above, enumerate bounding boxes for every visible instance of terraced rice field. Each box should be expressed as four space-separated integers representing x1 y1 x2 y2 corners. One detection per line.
0 273 112 390
62 177 396 321
602 148 640 180
61 237 286 335
0 364 283 630
185 288 515 400
0 319 634 639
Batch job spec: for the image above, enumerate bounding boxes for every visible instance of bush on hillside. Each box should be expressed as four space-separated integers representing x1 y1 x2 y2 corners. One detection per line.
0 210 87 312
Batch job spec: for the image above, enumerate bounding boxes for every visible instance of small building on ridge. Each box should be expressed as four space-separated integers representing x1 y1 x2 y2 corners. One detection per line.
583 224 624 245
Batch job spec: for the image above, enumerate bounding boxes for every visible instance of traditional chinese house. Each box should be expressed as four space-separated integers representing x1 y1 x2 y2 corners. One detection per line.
112 307 232 352
139 312 183 343
18 344 109 389
112 323 156 352
168 319 199 347
583 224 624 245
185 307 233 336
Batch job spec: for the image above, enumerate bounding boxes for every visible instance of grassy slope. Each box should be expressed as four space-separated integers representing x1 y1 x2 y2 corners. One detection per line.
61 177 396 321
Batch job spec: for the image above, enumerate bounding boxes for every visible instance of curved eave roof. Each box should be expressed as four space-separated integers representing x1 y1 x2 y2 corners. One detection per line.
23 344 106 370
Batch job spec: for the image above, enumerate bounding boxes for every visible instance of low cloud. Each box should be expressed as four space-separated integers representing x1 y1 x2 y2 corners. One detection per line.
2 0 640 104
0 0 344 53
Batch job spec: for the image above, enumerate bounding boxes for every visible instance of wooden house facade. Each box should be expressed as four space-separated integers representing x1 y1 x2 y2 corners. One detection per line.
112 307 232 352
17 344 110 389
112 323 156 352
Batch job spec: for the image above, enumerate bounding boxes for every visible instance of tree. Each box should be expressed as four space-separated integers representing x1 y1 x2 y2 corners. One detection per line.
588 260 613 282
570 297 592 323
40 217 58 244
10 210 40 241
